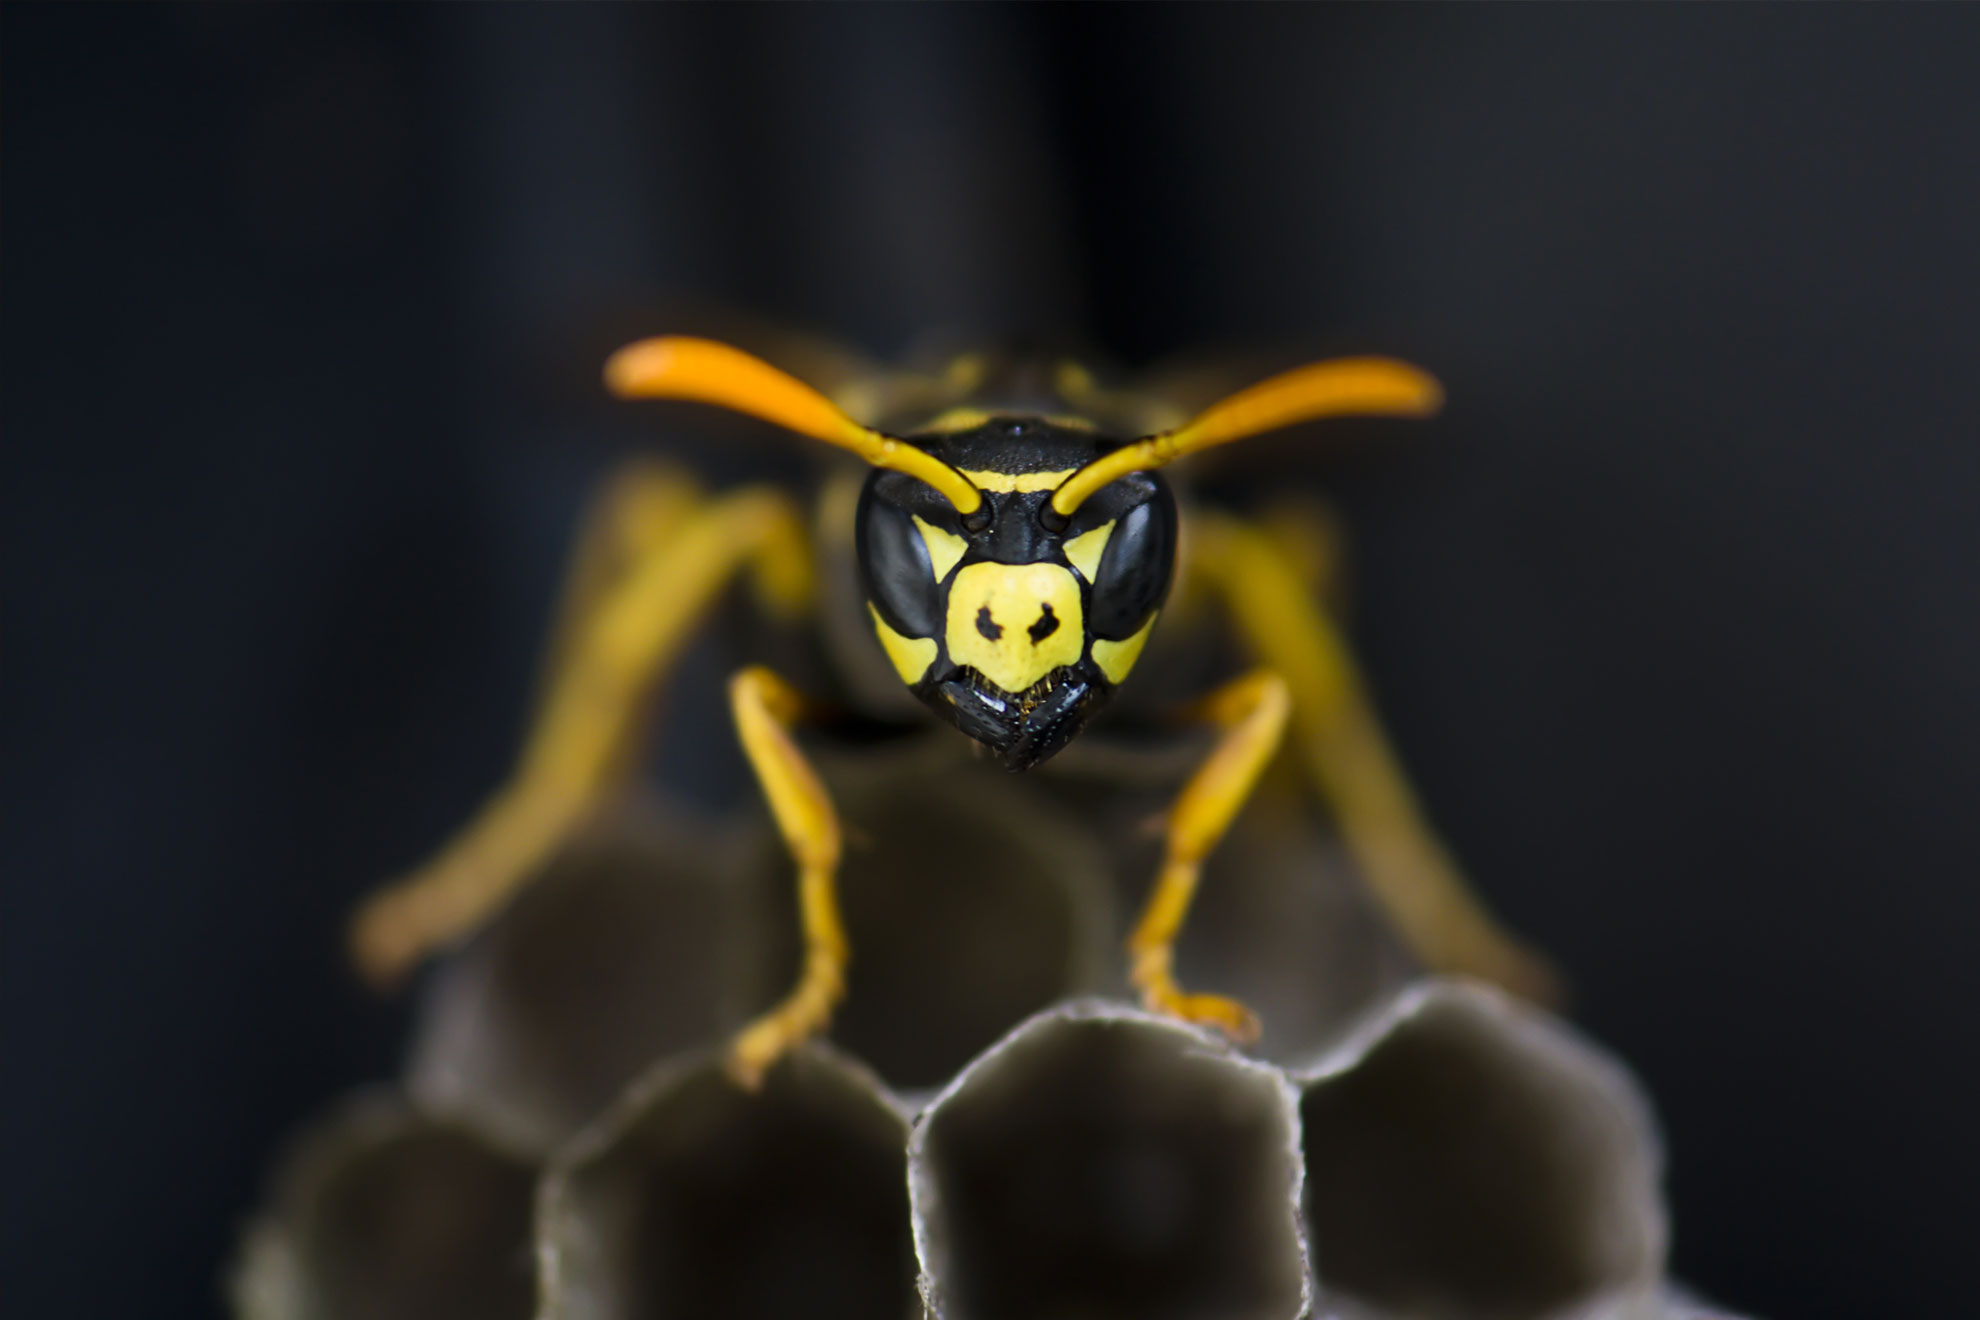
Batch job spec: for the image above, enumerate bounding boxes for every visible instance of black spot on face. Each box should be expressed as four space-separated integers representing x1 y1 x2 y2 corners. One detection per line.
975 605 1003 641
1027 603 1060 644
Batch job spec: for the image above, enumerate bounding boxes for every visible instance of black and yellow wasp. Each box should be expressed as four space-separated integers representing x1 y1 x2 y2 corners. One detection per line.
351 334 1555 1085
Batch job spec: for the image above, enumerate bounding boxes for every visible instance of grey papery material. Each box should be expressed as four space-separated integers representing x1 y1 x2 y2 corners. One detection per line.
231 1092 536 1320
241 762 1750 1320
408 756 1115 1146
1299 981 1667 1320
1031 748 1422 1069
1154 790 1420 1068
407 801 783 1154
805 746 1117 1092
908 1002 1310 1320
537 1046 919 1320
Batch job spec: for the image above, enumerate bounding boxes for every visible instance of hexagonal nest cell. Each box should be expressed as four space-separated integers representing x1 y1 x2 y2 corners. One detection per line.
232 1094 536 1320
540 1049 918 1320
1300 984 1665 1320
910 1005 1308 1320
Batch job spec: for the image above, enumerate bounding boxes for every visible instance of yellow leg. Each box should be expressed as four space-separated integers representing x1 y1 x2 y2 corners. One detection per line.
348 470 813 987
1188 512 1562 1004
724 666 849 1090
1254 494 1347 608
533 460 704 703
1129 669 1291 1042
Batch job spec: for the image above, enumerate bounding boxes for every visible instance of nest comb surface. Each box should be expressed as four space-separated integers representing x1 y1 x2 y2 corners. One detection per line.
235 748 1743 1320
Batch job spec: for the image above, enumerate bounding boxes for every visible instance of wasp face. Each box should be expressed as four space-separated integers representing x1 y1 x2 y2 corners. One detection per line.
856 419 1176 771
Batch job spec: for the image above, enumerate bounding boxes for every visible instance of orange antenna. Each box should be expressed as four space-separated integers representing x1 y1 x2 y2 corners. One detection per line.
606 336 984 514
1048 356 1443 518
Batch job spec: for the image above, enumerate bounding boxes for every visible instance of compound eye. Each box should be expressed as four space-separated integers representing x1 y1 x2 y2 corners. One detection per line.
855 481 945 639
1089 489 1177 640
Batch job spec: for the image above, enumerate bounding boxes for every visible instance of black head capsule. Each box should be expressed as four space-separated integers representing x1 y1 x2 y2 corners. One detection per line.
856 419 1177 771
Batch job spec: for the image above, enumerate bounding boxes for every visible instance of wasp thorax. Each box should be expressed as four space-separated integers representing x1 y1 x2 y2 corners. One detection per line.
854 421 1178 772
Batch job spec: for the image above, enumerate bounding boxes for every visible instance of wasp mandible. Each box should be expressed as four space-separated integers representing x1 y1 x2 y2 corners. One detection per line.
351 335 1556 1086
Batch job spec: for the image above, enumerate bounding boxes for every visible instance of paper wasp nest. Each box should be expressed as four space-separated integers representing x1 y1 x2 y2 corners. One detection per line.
235 751 1744 1320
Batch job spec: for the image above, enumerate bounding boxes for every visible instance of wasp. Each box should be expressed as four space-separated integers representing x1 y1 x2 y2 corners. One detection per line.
350 334 1556 1086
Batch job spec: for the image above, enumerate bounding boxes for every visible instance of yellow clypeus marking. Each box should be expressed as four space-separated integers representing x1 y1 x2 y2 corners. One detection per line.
868 603 937 685
958 468 1077 493
913 515 968 582
1062 518 1116 583
945 561 1084 693
1092 611 1158 685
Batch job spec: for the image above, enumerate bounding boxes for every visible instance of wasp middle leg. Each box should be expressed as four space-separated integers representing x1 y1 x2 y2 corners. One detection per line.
348 464 813 987
1188 511 1561 1005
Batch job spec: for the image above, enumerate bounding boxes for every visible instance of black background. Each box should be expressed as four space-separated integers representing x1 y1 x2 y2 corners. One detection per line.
6 7 1977 1318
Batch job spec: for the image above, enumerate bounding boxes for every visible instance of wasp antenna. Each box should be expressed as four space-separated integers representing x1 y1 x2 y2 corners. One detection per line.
1049 356 1443 517
607 336 983 513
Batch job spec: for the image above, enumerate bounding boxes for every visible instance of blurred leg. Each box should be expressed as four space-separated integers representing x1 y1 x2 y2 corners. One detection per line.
349 467 813 987
1188 511 1561 1005
533 460 704 703
1254 493 1347 606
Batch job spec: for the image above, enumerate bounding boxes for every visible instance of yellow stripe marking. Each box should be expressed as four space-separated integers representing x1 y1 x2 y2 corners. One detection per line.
913 515 968 582
1092 611 1158 685
958 468 1077 493
868 603 937 684
911 412 1094 436
919 408 994 434
1062 519 1116 583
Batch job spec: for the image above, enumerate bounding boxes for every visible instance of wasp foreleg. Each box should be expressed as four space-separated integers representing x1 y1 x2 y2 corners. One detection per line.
1128 668 1292 1043
725 666 849 1091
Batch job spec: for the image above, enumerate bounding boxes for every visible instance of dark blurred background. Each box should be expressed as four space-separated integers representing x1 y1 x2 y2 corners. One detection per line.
5 6 1977 1317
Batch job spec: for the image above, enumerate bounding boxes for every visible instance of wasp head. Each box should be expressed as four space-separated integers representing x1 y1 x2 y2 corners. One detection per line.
856 418 1176 771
